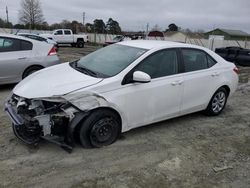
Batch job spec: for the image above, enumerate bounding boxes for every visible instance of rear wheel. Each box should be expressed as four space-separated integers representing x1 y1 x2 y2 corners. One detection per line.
79 109 121 148
204 87 228 116
77 40 84 48
23 66 43 79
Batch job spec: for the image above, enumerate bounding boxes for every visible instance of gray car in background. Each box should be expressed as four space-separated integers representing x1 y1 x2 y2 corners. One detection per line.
0 34 60 85
17 33 58 51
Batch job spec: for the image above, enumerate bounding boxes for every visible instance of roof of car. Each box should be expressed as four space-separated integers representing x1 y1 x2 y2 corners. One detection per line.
17 33 39 36
0 33 35 41
119 40 202 50
0 33 53 46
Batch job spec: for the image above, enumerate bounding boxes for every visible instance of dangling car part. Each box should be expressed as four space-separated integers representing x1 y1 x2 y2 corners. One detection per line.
4 94 89 153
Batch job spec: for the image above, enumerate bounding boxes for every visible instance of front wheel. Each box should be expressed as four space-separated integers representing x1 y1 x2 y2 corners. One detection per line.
79 110 121 148
204 87 228 116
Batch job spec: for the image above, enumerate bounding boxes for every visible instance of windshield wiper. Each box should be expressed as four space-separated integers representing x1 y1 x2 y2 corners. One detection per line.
70 60 98 77
76 66 98 77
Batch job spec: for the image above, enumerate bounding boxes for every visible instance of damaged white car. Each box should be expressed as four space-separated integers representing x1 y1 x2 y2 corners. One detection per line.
5 41 239 152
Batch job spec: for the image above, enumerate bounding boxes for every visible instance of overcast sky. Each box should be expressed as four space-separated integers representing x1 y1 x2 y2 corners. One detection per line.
0 0 250 32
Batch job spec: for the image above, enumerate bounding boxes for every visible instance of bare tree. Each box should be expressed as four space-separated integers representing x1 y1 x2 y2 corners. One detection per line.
19 0 45 29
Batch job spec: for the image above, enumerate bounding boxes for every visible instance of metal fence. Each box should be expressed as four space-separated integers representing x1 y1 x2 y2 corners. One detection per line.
0 28 249 51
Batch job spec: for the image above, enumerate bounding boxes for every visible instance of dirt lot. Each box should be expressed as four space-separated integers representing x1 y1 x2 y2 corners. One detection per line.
1 45 250 188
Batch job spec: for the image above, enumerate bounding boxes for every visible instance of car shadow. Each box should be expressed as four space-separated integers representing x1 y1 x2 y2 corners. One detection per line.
120 111 213 140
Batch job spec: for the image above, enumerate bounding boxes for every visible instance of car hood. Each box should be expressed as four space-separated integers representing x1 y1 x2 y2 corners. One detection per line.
13 63 103 99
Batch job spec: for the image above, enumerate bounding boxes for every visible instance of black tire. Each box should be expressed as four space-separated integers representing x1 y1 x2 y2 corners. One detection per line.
12 123 41 145
204 87 228 116
79 109 121 148
77 40 84 48
23 66 43 79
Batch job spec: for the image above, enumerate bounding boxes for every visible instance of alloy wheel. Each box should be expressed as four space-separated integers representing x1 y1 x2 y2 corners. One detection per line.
212 91 226 113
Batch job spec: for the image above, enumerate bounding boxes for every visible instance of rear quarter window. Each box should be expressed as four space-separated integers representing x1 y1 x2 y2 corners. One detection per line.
21 40 33 51
207 55 217 67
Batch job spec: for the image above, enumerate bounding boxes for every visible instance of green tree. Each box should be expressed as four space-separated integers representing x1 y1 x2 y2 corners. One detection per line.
93 19 106 33
0 18 13 28
167 23 178 31
106 18 121 34
85 23 94 33
14 24 25 29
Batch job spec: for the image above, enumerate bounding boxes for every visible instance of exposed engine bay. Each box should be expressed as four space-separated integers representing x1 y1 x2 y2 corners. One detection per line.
5 94 84 153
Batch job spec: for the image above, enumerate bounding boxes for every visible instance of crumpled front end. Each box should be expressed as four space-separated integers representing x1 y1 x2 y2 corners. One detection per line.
4 94 83 152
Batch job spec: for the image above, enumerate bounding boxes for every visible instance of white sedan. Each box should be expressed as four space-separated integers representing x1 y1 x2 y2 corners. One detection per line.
5 40 239 151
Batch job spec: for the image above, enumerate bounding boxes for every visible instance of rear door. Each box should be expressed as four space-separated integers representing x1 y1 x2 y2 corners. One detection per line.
0 37 32 83
180 48 219 115
63 30 73 43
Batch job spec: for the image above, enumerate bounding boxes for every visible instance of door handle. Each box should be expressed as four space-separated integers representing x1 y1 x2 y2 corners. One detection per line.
171 81 178 86
211 72 219 77
177 80 183 85
171 80 183 86
18 57 27 60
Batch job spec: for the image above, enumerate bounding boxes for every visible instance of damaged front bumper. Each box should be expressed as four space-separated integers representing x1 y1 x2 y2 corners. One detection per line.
4 94 88 153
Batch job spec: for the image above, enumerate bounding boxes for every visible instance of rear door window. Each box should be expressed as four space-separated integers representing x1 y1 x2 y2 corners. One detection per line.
182 49 217 72
182 49 208 72
64 30 71 35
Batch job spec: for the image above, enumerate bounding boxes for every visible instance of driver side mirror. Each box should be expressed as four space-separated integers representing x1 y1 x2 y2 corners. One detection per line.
133 71 151 83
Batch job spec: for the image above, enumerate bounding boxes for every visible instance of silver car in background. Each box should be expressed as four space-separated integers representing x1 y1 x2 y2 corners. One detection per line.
17 33 58 51
0 34 60 85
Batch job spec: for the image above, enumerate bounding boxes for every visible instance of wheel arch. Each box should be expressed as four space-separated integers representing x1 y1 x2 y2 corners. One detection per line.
22 65 44 79
205 84 231 110
220 85 231 96
77 38 84 42
73 106 123 139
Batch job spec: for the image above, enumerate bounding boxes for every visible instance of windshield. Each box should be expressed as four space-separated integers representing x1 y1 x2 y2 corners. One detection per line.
74 44 147 78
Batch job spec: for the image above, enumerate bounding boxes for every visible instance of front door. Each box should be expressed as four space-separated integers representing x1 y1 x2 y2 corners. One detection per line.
121 49 184 129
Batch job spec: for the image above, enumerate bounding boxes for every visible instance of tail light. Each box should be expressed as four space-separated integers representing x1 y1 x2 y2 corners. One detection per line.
48 47 57 56
233 67 240 74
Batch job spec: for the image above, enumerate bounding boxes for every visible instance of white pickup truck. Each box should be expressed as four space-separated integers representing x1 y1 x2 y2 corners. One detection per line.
41 29 88 48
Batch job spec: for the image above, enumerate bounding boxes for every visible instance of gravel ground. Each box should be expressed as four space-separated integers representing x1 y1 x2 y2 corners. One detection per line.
0 45 250 188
